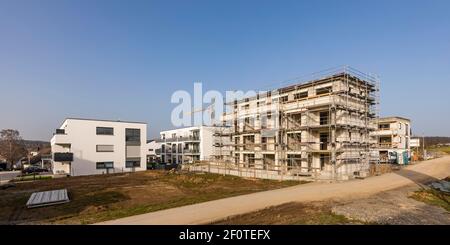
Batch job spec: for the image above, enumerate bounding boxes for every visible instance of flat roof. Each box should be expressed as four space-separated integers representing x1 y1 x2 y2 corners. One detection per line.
64 117 147 125
227 70 377 104
378 116 411 122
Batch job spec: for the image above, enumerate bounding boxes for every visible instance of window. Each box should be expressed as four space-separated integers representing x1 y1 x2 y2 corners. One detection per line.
96 161 114 169
379 124 390 130
126 128 141 144
126 158 141 168
294 91 308 100
280 96 288 103
319 111 329 125
96 127 114 135
96 145 114 152
55 129 65 134
316 86 332 96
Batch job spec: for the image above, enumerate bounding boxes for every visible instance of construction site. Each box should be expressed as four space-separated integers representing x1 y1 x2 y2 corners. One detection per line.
186 67 380 181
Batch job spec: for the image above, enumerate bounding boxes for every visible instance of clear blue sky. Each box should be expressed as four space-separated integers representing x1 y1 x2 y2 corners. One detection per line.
1 0 449 140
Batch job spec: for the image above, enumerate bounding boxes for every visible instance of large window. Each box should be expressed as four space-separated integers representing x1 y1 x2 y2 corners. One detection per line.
294 91 308 100
316 86 332 96
96 145 114 152
97 127 114 135
126 128 141 144
126 158 141 168
96 161 114 169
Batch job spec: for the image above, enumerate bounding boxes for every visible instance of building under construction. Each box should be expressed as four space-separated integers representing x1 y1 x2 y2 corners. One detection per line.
200 67 380 180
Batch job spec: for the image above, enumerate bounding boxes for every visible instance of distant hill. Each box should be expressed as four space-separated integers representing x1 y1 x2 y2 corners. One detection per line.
24 140 50 151
412 136 450 147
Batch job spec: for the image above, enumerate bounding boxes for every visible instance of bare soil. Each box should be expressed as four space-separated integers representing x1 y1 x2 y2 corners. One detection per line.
0 170 301 224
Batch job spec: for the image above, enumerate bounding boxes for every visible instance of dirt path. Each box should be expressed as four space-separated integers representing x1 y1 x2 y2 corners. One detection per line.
98 156 450 225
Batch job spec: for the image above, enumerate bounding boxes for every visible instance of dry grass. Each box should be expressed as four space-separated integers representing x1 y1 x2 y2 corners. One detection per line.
212 202 364 225
427 146 450 155
0 170 303 224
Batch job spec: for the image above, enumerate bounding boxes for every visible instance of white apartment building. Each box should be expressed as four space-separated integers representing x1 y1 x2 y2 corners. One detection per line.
371 117 411 164
50 118 147 176
157 126 229 164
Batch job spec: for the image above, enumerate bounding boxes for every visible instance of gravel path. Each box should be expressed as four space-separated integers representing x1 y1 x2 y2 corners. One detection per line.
332 185 450 224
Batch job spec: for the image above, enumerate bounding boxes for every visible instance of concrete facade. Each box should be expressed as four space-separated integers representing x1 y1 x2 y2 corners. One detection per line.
214 69 379 180
50 118 147 176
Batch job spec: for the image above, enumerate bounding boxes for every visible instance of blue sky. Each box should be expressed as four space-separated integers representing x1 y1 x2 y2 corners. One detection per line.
0 0 449 140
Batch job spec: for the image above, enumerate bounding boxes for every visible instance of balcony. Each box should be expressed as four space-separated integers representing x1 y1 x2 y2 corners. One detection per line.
183 149 200 154
51 133 70 145
53 152 73 162
155 135 200 143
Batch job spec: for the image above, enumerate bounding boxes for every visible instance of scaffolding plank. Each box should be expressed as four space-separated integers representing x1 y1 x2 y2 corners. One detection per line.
26 189 70 208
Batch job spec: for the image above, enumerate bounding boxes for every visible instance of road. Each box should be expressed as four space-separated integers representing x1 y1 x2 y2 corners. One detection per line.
0 171 20 184
98 156 450 225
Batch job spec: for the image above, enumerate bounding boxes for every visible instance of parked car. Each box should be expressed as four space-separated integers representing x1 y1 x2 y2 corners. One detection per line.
164 163 179 170
22 166 48 174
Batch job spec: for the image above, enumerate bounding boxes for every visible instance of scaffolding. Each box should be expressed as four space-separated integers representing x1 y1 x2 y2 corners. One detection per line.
190 66 380 181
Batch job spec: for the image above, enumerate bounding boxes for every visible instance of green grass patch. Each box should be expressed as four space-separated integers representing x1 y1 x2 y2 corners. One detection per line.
13 175 53 182
410 189 450 212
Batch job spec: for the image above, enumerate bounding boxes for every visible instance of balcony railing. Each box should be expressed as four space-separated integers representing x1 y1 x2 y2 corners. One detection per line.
155 136 200 143
53 152 73 162
183 149 200 154
378 143 393 148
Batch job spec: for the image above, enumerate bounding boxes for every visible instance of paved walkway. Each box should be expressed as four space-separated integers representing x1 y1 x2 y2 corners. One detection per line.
98 156 450 225
0 171 20 185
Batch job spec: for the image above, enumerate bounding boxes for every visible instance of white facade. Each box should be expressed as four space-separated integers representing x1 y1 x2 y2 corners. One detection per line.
50 118 147 176
145 140 161 163
371 117 411 164
410 138 420 148
157 126 229 164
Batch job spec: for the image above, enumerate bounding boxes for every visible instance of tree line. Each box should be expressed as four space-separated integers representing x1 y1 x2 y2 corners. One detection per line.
0 129 28 170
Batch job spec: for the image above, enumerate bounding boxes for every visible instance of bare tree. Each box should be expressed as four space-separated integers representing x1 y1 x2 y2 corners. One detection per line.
0 129 27 170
